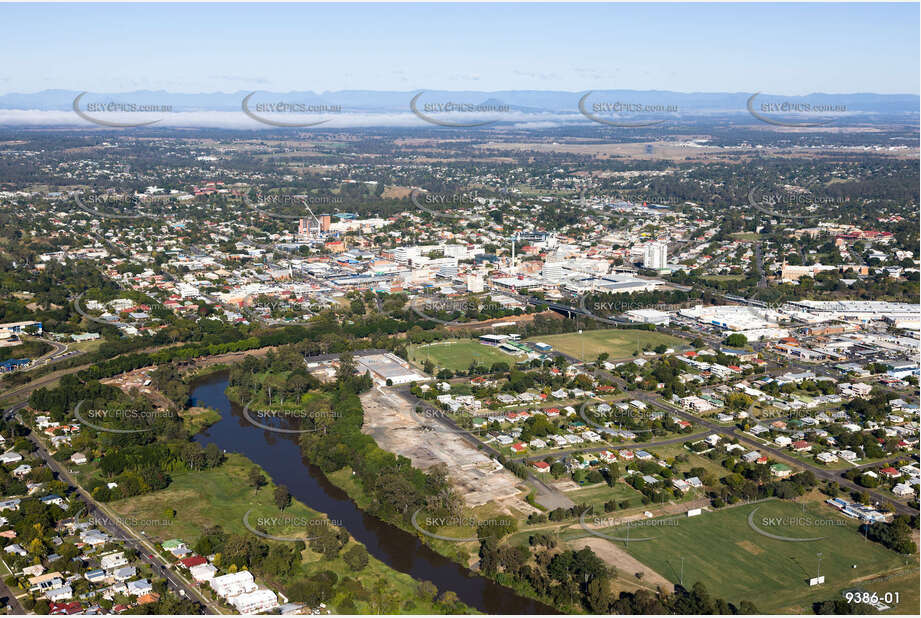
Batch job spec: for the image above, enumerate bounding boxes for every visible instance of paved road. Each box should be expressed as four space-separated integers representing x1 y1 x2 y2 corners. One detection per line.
528 339 919 519
5 402 218 614
391 384 576 510
0 578 25 615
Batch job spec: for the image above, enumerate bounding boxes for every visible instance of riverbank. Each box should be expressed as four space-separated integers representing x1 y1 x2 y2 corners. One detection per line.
107 451 469 614
224 380 565 613
197 371 556 614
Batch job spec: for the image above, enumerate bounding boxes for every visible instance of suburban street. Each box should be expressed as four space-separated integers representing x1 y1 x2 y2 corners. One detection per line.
4 402 220 614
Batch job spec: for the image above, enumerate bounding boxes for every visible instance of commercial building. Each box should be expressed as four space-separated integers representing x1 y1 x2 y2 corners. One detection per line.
643 242 667 270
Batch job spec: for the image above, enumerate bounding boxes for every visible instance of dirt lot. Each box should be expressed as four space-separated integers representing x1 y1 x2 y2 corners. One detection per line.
573 537 674 594
360 386 538 516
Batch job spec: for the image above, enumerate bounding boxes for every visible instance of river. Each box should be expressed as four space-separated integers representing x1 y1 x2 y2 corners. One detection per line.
189 371 555 614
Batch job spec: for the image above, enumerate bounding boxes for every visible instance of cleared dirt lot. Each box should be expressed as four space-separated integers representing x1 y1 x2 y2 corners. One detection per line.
361 386 538 516
572 537 674 594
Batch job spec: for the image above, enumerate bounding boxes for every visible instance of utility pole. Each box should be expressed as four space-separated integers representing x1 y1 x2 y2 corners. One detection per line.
680 556 685 587
816 552 822 581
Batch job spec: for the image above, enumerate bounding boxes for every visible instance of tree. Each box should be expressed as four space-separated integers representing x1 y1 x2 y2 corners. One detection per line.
724 333 748 347
343 544 369 571
248 467 266 489
273 485 291 510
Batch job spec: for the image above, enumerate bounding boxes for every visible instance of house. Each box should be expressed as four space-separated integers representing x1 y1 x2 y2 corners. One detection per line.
84 569 106 584
0 498 21 512
12 464 31 479
189 563 217 583
126 579 152 596
70 453 88 465
29 572 63 592
161 539 187 553
770 463 793 478
598 450 618 463
791 440 812 452
100 551 128 571
137 592 161 606
5 543 27 556
879 466 901 479
774 435 792 447
44 585 74 602
39 494 66 508
532 461 550 473
892 483 914 497
179 555 207 569
112 566 137 582
742 450 761 463
211 570 257 598
816 451 838 464
231 589 279 614
510 442 527 454
0 450 23 464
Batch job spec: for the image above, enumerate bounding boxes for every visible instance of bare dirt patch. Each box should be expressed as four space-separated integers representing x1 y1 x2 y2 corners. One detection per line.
735 540 764 556
573 537 674 594
360 387 538 515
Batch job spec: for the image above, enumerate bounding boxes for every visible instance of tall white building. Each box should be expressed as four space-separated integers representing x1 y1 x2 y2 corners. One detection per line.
643 242 668 270
466 274 485 293
541 261 564 281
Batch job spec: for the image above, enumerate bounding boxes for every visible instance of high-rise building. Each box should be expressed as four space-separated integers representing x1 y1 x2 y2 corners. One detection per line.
542 261 564 281
643 242 667 269
466 274 485 293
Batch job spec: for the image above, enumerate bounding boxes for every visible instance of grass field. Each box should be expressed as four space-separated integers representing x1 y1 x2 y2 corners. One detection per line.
567 498 911 613
109 454 450 614
526 329 686 361
565 481 643 511
408 339 520 372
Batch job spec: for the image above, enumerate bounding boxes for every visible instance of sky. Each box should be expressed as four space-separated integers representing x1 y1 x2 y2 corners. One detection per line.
0 2 918 95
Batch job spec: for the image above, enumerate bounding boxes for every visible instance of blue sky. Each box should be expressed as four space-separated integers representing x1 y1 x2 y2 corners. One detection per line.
1 2 918 94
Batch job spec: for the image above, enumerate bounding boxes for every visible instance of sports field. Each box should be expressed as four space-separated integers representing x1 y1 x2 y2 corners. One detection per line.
570 498 910 613
409 339 520 372
526 329 686 361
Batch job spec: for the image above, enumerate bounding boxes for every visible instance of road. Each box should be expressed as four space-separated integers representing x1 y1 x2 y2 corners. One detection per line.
0 577 25 615
4 402 219 614
391 384 576 510
521 335 919 518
